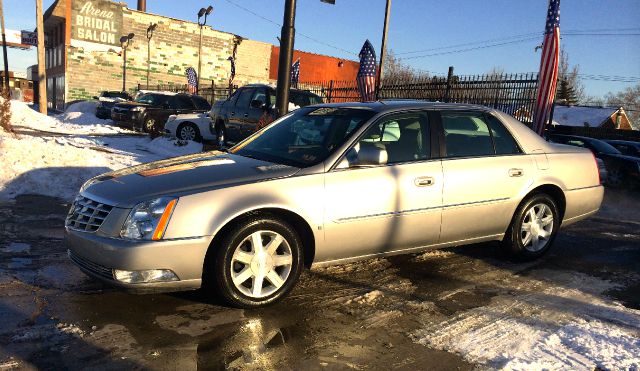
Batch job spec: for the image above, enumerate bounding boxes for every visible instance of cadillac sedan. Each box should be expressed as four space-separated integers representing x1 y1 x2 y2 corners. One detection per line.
66 101 603 308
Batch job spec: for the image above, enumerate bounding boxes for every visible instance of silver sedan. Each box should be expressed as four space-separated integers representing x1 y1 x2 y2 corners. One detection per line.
66 101 603 307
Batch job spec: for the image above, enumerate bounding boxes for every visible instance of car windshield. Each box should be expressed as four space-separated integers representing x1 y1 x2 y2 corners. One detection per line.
590 139 622 155
230 107 376 167
135 94 167 106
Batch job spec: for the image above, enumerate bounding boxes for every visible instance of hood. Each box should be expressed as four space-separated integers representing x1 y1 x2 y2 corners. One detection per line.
175 112 208 121
114 101 149 109
82 152 300 208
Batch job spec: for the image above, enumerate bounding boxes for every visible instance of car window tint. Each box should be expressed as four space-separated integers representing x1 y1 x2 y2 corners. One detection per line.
172 95 195 109
236 88 254 108
251 89 268 107
442 112 494 158
486 115 521 155
357 113 430 164
192 96 211 110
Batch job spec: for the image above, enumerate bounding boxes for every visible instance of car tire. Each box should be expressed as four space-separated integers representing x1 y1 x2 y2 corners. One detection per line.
215 123 226 148
502 193 560 261
606 167 625 188
177 122 202 142
204 215 304 308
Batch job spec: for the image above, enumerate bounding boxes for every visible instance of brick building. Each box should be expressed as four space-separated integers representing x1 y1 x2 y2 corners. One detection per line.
42 0 359 110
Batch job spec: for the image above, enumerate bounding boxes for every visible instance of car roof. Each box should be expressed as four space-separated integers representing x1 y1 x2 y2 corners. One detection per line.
304 100 492 114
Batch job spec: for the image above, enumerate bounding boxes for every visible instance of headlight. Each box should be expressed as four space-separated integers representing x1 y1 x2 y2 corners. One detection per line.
131 106 144 112
120 197 178 240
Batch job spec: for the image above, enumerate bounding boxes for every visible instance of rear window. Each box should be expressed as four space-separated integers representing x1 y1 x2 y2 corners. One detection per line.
135 94 169 106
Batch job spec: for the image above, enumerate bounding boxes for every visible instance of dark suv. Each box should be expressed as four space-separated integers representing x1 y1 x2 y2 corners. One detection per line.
112 92 211 134
94 91 132 119
209 84 323 145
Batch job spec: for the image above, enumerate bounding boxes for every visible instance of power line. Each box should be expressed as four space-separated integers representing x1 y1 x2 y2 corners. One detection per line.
223 0 357 56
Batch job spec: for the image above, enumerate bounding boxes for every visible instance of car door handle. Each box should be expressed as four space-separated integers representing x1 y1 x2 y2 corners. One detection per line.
509 168 524 177
414 176 435 187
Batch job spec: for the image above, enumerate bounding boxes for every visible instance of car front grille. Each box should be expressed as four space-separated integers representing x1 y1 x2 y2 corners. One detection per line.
65 196 113 232
68 250 114 281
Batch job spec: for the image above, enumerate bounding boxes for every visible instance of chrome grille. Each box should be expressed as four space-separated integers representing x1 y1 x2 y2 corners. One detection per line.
65 196 113 232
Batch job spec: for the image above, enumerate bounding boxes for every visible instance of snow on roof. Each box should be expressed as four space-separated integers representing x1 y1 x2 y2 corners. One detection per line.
551 106 618 128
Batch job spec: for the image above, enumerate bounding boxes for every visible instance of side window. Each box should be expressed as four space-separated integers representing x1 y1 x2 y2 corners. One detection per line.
192 96 211 110
235 88 254 108
172 95 195 109
486 114 521 155
442 112 494 158
250 88 268 107
356 113 430 164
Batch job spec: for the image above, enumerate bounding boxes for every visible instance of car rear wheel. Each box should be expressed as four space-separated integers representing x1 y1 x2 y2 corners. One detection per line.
204 216 303 308
177 123 202 142
502 194 560 261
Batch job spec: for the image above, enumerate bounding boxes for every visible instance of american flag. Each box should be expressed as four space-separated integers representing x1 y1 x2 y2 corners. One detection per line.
532 0 561 136
186 67 198 94
290 58 300 88
357 39 377 102
228 56 236 85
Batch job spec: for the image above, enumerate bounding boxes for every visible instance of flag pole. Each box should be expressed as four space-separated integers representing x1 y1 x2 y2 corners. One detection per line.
375 0 391 101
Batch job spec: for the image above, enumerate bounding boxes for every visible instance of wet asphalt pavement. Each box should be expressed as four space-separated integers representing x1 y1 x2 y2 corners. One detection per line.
0 189 638 370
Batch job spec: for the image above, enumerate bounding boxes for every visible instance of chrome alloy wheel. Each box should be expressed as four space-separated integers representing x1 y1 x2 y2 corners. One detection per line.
179 125 197 141
230 230 293 298
216 127 225 147
521 203 554 252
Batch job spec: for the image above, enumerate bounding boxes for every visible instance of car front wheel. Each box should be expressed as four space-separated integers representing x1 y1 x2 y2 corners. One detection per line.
205 216 304 308
503 194 560 261
177 123 202 142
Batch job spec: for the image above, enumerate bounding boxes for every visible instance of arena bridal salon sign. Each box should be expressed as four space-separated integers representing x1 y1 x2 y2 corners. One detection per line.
71 0 123 46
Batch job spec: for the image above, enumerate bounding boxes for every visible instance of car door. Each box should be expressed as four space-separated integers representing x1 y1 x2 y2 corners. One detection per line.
323 111 443 262
227 88 253 141
241 87 269 136
439 111 536 243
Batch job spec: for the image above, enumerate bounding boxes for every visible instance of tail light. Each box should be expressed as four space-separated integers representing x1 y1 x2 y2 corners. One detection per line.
592 153 601 185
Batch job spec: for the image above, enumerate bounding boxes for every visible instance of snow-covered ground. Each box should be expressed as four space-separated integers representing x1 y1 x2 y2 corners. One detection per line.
0 100 202 201
411 267 640 370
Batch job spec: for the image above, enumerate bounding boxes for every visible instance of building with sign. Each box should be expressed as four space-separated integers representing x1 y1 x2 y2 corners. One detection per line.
41 0 359 111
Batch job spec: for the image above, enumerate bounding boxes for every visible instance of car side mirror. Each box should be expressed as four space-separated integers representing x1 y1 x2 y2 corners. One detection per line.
250 99 266 109
93 96 99 100
336 144 388 169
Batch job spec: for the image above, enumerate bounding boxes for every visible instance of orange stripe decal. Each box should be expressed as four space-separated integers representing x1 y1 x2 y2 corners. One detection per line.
152 199 177 241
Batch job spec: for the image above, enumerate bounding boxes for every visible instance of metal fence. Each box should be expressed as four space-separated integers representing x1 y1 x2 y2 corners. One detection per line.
298 72 539 122
139 71 539 121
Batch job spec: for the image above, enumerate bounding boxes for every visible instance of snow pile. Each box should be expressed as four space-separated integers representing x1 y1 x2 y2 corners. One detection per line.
1 100 204 201
56 101 112 126
412 270 640 370
9 100 125 134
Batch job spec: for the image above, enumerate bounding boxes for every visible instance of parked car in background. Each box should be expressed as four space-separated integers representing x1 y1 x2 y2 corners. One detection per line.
549 134 640 187
111 92 211 135
67 102 603 308
604 139 640 158
93 91 132 119
165 113 213 142
209 84 323 146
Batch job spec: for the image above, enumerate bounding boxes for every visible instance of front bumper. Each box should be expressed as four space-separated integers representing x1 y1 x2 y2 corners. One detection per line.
66 228 211 293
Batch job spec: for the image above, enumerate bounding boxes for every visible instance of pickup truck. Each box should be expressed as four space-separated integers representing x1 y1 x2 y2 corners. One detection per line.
209 84 322 146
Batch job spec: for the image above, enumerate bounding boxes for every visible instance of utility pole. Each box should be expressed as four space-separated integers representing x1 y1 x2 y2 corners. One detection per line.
375 0 391 100
275 0 296 117
146 23 157 90
196 6 213 94
35 0 46 114
0 0 10 90
120 33 134 92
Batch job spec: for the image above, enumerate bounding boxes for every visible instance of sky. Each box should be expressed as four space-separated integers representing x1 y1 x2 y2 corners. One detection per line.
2 0 639 98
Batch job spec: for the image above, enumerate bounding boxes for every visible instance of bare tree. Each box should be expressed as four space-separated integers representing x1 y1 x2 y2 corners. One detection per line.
381 50 428 82
606 83 640 130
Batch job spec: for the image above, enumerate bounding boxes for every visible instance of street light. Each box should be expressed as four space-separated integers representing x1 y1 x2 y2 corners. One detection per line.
120 33 134 92
146 23 157 89
196 5 213 94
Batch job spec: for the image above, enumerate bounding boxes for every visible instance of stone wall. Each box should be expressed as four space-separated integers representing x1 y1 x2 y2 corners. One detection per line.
65 6 272 101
